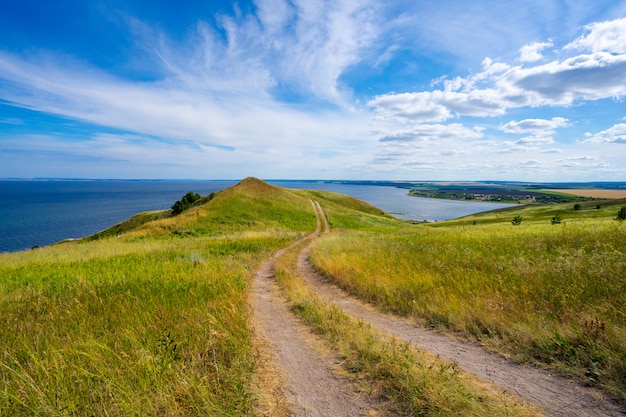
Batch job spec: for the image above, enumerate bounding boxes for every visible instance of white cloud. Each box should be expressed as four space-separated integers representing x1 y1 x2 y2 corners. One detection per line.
507 52 626 104
515 136 555 146
499 117 569 134
368 92 452 123
558 156 607 169
370 51 626 123
368 18 626 124
378 123 485 142
565 17 626 53
583 123 626 144
518 40 553 62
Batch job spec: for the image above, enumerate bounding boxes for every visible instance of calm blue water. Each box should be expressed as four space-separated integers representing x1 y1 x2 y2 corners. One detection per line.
0 180 513 253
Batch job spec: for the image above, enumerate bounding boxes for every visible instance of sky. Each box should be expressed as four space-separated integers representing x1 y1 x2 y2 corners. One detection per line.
1 1 626 181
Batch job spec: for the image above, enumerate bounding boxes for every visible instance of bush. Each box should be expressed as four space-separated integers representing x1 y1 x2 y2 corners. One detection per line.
511 215 523 226
617 206 626 221
573 203 581 211
551 214 562 225
171 191 201 215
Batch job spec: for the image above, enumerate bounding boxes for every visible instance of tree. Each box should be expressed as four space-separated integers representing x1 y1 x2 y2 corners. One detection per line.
171 191 201 215
511 215 523 226
617 206 626 221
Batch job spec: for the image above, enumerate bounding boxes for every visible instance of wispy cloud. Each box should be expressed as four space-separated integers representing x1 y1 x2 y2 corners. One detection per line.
0 2 624 180
379 124 484 143
583 124 626 144
499 117 569 134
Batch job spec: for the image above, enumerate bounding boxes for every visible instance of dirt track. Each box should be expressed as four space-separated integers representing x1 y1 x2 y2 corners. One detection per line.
251 201 626 416
250 201 377 416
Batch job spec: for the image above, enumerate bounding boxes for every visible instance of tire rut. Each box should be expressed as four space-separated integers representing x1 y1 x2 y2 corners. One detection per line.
250 201 376 416
300 203 626 417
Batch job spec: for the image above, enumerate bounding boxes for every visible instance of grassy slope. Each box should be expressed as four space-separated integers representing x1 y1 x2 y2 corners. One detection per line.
3 179 623 414
311 198 626 403
0 178 316 416
438 197 626 227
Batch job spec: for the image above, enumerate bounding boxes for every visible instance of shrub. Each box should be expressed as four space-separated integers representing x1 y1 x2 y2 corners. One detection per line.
511 215 523 226
551 214 562 225
171 191 201 215
617 206 626 221
573 203 581 211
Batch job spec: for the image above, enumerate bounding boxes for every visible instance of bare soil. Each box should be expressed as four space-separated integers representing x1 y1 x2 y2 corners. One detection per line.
251 201 626 417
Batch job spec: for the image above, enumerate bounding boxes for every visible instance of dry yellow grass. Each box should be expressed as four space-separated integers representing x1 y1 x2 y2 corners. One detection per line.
553 189 626 198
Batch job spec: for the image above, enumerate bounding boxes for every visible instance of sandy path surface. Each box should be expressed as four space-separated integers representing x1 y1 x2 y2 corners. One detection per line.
250 201 377 416
300 204 626 417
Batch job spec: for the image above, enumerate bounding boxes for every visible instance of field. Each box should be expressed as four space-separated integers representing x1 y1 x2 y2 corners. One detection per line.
1 178 625 414
311 197 626 403
553 189 626 199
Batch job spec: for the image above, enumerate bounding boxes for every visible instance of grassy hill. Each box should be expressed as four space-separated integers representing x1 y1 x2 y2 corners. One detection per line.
1 178 624 414
0 177 347 416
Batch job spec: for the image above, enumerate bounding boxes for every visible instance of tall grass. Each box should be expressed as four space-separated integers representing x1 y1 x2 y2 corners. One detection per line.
274 239 540 416
0 240 285 415
311 214 626 402
0 178 319 415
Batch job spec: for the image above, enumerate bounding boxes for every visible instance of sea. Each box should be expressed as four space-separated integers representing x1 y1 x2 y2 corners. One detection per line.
0 180 514 253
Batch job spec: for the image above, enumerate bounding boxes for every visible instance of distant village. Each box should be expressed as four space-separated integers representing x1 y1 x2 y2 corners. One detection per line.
407 189 592 204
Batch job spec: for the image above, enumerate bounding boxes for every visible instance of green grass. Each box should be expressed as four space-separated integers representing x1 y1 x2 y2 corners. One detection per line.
439 198 626 227
0 178 316 416
273 239 540 416
311 199 626 403
0 242 282 416
3 178 624 414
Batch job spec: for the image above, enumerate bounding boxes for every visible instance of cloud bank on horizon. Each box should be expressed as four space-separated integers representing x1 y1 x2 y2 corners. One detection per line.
1 0 625 181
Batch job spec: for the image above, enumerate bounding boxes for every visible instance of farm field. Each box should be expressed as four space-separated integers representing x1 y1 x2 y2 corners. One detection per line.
553 189 626 199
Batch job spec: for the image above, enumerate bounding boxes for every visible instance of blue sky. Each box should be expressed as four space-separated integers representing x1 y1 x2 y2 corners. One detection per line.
1 1 626 181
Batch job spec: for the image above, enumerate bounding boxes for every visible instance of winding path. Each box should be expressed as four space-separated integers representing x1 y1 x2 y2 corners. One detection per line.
250 201 376 416
251 200 626 417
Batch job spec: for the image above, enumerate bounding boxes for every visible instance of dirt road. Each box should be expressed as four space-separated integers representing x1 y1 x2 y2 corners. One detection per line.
251 201 626 416
250 201 377 416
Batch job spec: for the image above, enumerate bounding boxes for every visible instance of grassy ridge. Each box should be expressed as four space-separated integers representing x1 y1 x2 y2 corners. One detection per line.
0 178 315 416
311 199 626 402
